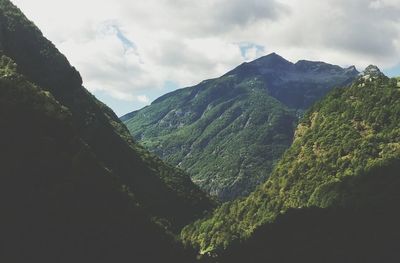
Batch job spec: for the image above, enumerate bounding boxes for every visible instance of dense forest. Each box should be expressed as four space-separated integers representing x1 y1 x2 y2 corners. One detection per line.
0 54 197 262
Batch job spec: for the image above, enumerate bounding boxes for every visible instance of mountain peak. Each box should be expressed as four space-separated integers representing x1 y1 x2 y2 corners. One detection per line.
230 52 293 74
266 52 282 58
223 52 292 77
359 65 385 80
363 65 382 74
253 52 292 66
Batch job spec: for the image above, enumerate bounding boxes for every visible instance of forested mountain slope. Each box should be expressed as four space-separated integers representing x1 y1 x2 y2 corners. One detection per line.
122 53 358 201
0 54 197 262
217 204 400 263
181 66 400 255
0 0 214 232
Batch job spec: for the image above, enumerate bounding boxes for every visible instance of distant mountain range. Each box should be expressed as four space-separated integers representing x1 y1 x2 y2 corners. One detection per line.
122 52 359 200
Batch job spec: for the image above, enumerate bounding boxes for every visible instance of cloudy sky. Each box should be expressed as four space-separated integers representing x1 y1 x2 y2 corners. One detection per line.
12 0 400 116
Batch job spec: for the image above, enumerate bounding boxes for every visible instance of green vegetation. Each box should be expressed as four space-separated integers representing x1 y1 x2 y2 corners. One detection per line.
0 0 214 233
3 1 399 261
123 54 358 201
181 70 400 254
125 76 296 200
216 202 400 263
0 1 214 260
0 54 198 262
213 156 400 262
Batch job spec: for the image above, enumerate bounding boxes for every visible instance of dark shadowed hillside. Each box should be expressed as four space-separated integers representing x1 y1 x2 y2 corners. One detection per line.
213 155 400 263
0 0 214 232
0 54 196 262
0 0 215 261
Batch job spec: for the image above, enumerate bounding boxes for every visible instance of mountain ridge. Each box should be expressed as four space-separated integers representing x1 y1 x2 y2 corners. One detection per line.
0 0 214 230
0 53 198 262
0 1 214 261
181 67 400 255
122 53 359 200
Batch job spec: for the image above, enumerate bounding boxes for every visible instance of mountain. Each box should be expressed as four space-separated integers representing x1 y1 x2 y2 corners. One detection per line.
0 0 213 231
181 67 400 256
122 52 359 201
0 54 195 262
0 0 214 261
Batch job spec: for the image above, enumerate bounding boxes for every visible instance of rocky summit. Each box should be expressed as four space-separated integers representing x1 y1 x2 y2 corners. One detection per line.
360 65 386 79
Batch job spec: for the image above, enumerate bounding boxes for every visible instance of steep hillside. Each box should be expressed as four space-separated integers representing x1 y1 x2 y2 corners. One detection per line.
181 67 400 254
0 54 196 262
0 0 214 231
217 205 400 263
122 53 358 201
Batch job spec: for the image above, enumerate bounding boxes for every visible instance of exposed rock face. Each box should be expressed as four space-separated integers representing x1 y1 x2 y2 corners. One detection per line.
357 65 387 88
360 65 385 80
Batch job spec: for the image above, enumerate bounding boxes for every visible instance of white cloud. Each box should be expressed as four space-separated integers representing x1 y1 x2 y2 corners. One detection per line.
246 0 400 69
10 0 400 115
137 95 150 104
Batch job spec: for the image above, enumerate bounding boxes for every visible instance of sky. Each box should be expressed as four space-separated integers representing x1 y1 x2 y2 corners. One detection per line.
11 0 400 116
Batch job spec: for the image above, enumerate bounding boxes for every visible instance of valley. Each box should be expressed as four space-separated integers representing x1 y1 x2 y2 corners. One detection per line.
1 1 399 262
